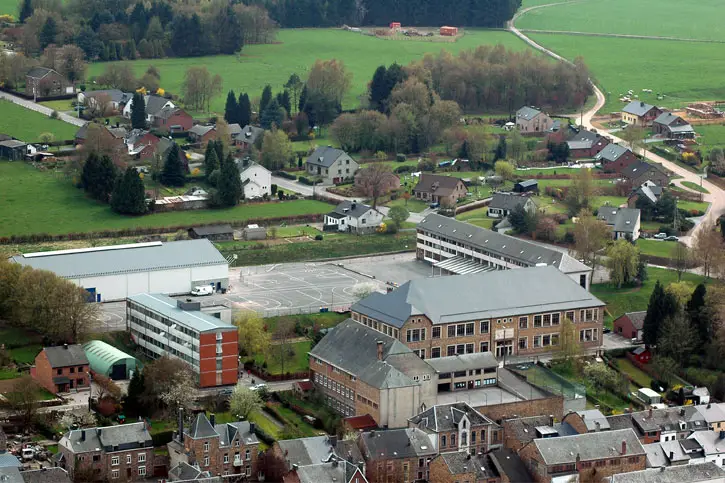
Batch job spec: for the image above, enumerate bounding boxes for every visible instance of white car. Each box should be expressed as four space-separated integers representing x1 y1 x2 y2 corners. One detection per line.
191 286 213 296
250 384 268 391
653 233 667 239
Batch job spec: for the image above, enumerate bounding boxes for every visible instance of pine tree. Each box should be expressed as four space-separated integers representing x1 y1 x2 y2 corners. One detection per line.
224 90 238 124
39 17 58 50
686 283 710 350
369 65 387 112
204 144 220 177
95 155 117 203
643 280 679 347
277 90 291 115
112 168 146 214
18 0 33 23
298 85 308 113
213 140 224 166
160 144 186 187
123 370 146 417
261 98 284 129
494 135 507 161
259 85 272 114
130 92 146 129
81 152 100 194
216 154 242 206
238 93 251 127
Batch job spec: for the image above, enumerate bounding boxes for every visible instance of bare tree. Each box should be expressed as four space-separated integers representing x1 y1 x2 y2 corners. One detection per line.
93 374 122 401
229 383 262 419
7 376 41 427
182 66 223 112
354 163 399 208
572 210 611 269
670 243 690 282
97 64 137 91
273 319 295 376
83 93 113 119
692 222 723 278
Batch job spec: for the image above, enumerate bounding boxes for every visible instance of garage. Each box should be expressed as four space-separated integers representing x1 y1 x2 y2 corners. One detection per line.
9 239 229 302
83 340 138 380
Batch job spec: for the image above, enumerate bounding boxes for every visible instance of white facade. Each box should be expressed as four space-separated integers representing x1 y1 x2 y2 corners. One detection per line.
240 163 272 199
122 96 175 121
324 208 384 233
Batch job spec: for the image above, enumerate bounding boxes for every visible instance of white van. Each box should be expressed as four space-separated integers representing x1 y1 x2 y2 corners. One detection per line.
191 285 213 296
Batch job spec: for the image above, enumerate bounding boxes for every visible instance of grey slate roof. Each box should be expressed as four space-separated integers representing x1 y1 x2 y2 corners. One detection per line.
238 125 264 144
0 140 27 149
129 293 235 333
620 311 646 330
189 224 234 236
215 421 258 446
295 460 366 483
189 124 215 137
188 413 218 439
577 409 611 431
309 319 429 389
328 200 375 219
516 106 543 121
489 449 534 483
0 467 22 483
413 174 465 196
566 129 601 150
597 207 640 233
168 462 204 481
632 405 706 433
516 179 538 189
59 422 152 454
609 462 725 483
155 105 184 120
654 112 687 127
43 344 88 368
306 146 348 168
277 436 362 469
352 265 603 327
533 428 644 465
695 403 725 425
620 160 669 182
409 402 494 432
488 193 535 212
20 468 72 483
595 143 632 163
228 123 242 136
426 352 498 374
622 101 657 117
634 183 663 204
85 89 130 105
145 95 171 116
417 213 590 275
689 430 725 456
0 452 21 468
26 67 56 79
11 239 226 279
360 428 436 460
439 452 499 479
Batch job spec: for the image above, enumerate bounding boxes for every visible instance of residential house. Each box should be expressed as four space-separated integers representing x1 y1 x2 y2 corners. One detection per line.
688 428 725 466
309 319 438 427
518 428 646 483
306 146 359 184
236 125 264 149
77 89 131 112
609 462 725 483
284 460 368 483
74 124 127 161
631 406 708 444
168 412 260 480
417 213 593 289
408 402 503 455
653 112 695 139
621 101 662 126
270 435 364 481
0 140 27 160
695 403 725 432
566 128 611 159
57 422 154 481
32 344 89 394
156 137 188 172
153 106 193 133
237 160 272 199
596 206 641 240
228 123 243 145
643 437 704 468
596 144 639 173
188 124 217 146
516 107 554 134
324 201 384 234
428 452 501 483
358 428 437 483
513 180 539 193
620 160 670 187
613 311 646 341
293 379 314 399
25 67 71 98
124 129 160 159
18 467 73 483
412 174 467 206
628 181 664 208
188 224 234 242
489 449 535 483
501 415 578 452
487 193 537 218
122 94 174 122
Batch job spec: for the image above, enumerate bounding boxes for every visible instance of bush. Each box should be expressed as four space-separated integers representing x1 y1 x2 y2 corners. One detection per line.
396 153 407 162
394 165 412 174
49 110 59 119
314 234 323 241
273 171 297 180
298 176 313 186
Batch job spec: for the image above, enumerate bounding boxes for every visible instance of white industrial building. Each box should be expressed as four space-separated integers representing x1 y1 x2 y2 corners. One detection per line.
9 240 229 302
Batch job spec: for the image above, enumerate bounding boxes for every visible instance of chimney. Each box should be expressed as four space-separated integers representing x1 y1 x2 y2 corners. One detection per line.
178 407 184 443
210 413 215 427
377 341 384 361
549 415 554 427
250 422 256 434
649 407 653 419
81 430 85 441
621 440 627 455
680 408 685 417
594 421 600 432
575 453 581 471
708 403 712 409
640 101 645 107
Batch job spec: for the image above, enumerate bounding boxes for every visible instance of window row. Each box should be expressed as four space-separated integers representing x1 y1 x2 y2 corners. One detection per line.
314 373 355 401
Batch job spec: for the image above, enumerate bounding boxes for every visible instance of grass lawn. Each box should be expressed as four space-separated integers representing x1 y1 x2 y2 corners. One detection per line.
8 345 42 365
695 124 725 154
636 239 680 259
677 200 709 213
386 196 428 213
0 100 78 142
0 0 16 15
528 34 725 113
0 161 331 237
615 357 654 389
591 267 707 322
681 181 709 194
248 410 281 439
0 368 20 380
256 340 311 375
273 404 320 437
456 207 496 229
39 99 76 114
88 29 531 112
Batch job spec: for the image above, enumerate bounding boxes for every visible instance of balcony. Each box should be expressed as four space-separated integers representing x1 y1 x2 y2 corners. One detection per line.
233 458 242 467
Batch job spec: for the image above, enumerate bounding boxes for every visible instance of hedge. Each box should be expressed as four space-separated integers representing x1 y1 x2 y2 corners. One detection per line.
298 176 314 186
253 425 276 445
273 171 297 180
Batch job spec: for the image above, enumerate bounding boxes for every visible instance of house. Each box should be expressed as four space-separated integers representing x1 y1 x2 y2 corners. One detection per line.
122 94 174 122
292 379 314 399
236 125 264 148
324 201 384 234
57 422 154 481
124 129 160 159
351 265 605 359
621 101 662 126
596 144 639 173
284 460 368 483
518 428 646 482
516 107 553 134
188 224 235 242
305 146 359 185
620 160 670 187
25 67 71 98
631 406 707 444
487 193 537 218
566 129 611 159
18 467 73 483
358 428 437 483
156 137 189 172
408 402 503 454
513 179 539 193
237 160 272 199
694 403 725 432
628 181 664 207
417 213 593 289
153 106 193 133
228 123 243 144
653 112 696 139
609 462 725 483
77 89 131 111
412 174 467 206
501 415 578 452
188 124 217 146
32 344 89 394
643 437 703 468
597 206 641 240
688 427 725 467
428 451 501 483
613 311 646 341
269 435 364 481
0 140 27 160
168 412 260 480
489 449 535 483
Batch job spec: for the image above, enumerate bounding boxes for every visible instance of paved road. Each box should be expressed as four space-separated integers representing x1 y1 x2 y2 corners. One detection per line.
0 91 87 128
508 4 725 247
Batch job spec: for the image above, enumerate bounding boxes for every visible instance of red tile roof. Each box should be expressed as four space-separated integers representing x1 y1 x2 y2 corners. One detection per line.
344 414 378 431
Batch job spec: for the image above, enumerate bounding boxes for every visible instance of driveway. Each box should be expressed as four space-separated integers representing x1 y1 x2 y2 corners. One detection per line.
0 91 87 128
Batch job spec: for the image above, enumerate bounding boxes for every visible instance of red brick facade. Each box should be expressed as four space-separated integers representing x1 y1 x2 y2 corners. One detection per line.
154 109 193 133
603 151 639 173
198 330 238 388
32 349 89 394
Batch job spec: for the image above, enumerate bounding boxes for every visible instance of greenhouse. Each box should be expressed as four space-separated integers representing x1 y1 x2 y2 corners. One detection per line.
83 340 138 380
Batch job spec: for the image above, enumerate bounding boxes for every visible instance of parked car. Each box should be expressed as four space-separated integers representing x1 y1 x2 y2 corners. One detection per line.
664 236 679 241
191 285 213 296
429 202 440 209
250 383 268 391
654 233 667 239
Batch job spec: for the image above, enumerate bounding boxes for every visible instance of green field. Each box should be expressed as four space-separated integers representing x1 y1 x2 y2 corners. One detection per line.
88 29 529 112
636 239 680 259
528 34 725 113
615 357 653 389
0 101 78 142
695 124 725 153
0 0 16 16
0 161 330 237
681 181 709 194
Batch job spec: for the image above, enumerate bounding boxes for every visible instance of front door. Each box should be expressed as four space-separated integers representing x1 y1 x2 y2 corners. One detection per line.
496 340 513 358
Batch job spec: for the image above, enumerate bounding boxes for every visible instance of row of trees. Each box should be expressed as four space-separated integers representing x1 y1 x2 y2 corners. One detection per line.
203 140 244 207
80 152 147 215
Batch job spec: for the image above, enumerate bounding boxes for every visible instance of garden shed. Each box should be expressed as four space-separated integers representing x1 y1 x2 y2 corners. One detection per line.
83 340 138 380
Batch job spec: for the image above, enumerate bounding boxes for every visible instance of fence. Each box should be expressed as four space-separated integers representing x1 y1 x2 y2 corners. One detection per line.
508 362 586 402
259 304 351 318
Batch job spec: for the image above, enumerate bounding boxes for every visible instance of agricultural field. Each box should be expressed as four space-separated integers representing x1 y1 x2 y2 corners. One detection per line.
695 124 725 155
636 239 680 259
528 34 725 113
0 0 16 16
0 161 330 237
0 101 78 142
87 29 530 112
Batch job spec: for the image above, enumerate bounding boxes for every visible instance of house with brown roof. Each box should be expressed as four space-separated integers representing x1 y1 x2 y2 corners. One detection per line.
31 344 89 394
412 174 467 206
595 144 639 173
613 311 646 341
188 124 217 146
620 160 670 187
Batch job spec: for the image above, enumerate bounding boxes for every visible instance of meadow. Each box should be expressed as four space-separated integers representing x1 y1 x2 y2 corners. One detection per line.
517 0 725 42
0 0 16 16
0 100 78 142
87 29 529 112
0 161 330 237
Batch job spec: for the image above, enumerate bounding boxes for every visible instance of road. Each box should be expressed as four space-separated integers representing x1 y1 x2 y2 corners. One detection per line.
0 90 87 127
508 3 725 246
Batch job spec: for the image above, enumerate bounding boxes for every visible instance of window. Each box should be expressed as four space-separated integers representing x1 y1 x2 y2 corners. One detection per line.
543 314 551 327
245 449 251 460
457 324 466 337
534 315 542 328
471 431 476 443
138 453 146 463
126 455 131 464
93 455 100 462
480 342 489 353
441 435 447 447
552 313 560 325
70 367 75 373
111 470 119 479
551 334 560 346
543 335 551 346
204 456 210 467
447 346 456 356
138 466 146 477
451 433 456 446
580 328 598 342
448 325 456 338
432 327 441 339
566 311 575 322
431 347 441 358
518 337 527 350
111 456 119 466
466 323 474 336
519 317 528 329
224 454 229 463
533 335 541 348
480 320 489 334
456 344 465 355
204 442 210 452
56 369 62 375
461 432 467 445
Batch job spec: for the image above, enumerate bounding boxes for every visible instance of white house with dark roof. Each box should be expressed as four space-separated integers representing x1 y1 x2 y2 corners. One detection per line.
306 146 359 184
516 107 553 133
487 192 537 218
596 206 641 241
122 94 175 122
235 159 271 199
324 200 384 234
